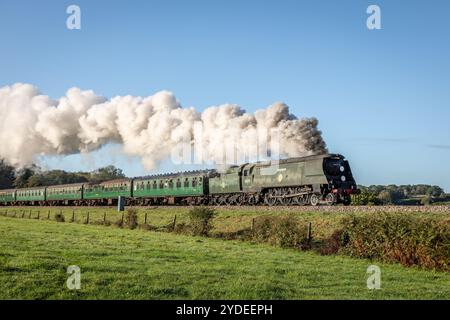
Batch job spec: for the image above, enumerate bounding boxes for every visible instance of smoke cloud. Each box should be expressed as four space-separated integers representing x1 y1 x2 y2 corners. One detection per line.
0 83 327 170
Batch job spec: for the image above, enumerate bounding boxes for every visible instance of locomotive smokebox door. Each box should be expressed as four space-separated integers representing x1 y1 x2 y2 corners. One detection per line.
118 196 125 211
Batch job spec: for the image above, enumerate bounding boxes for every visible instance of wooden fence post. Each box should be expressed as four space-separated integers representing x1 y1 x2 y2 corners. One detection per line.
251 218 255 231
72 210 75 223
103 212 106 224
172 215 177 231
121 212 124 225
307 222 312 244
86 212 90 224
29 210 31 219
37 211 40 220
47 210 50 220
144 212 148 225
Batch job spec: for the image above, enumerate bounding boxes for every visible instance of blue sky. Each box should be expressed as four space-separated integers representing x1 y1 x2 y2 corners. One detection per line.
1 0 449 190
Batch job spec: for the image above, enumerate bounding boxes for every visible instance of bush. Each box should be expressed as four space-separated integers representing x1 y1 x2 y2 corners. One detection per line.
114 216 124 228
252 217 272 243
318 229 349 255
125 208 138 229
54 213 65 223
252 216 309 249
188 207 216 236
326 213 450 271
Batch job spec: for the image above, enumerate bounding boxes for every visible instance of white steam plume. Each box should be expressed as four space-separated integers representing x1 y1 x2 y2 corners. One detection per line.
0 83 327 170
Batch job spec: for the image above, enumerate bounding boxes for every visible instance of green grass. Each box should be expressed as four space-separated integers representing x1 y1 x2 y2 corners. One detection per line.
0 216 449 299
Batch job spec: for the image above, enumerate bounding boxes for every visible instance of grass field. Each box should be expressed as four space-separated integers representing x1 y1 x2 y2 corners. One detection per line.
0 216 449 299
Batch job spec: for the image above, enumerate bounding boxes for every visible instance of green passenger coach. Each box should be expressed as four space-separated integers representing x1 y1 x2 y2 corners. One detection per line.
15 187 46 204
0 189 16 204
47 183 84 205
83 179 132 205
132 172 209 205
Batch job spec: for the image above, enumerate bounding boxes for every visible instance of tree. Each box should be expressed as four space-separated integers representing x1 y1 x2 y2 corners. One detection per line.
90 165 125 182
377 190 393 205
421 195 432 206
352 190 379 205
13 166 38 188
0 159 15 189
25 170 88 187
427 186 444 197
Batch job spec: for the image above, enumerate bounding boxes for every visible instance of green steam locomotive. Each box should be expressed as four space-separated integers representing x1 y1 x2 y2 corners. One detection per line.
0 154 358 206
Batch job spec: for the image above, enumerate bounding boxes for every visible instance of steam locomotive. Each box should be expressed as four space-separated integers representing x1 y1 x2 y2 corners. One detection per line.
0 154 358 206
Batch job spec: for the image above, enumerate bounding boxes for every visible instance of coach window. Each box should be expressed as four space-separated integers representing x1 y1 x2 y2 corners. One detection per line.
192 178 197 188
159 181 163 189
184 178 189 188
176 179 181 188
168 179 174 189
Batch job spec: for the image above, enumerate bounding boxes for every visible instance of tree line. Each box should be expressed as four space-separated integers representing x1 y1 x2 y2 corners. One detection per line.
0 159 125 189
353 184 448 205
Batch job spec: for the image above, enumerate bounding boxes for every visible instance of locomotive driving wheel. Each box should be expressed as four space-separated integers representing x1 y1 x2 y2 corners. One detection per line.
264 190 277 206
325 193 336 205
235 194 245 206
280 196 292 205
248 195 257 206
310 194 320 206
292 195 306 206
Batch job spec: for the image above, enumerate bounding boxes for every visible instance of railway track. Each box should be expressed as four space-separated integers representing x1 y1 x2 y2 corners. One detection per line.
146 205 450 213
2 205 450 213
